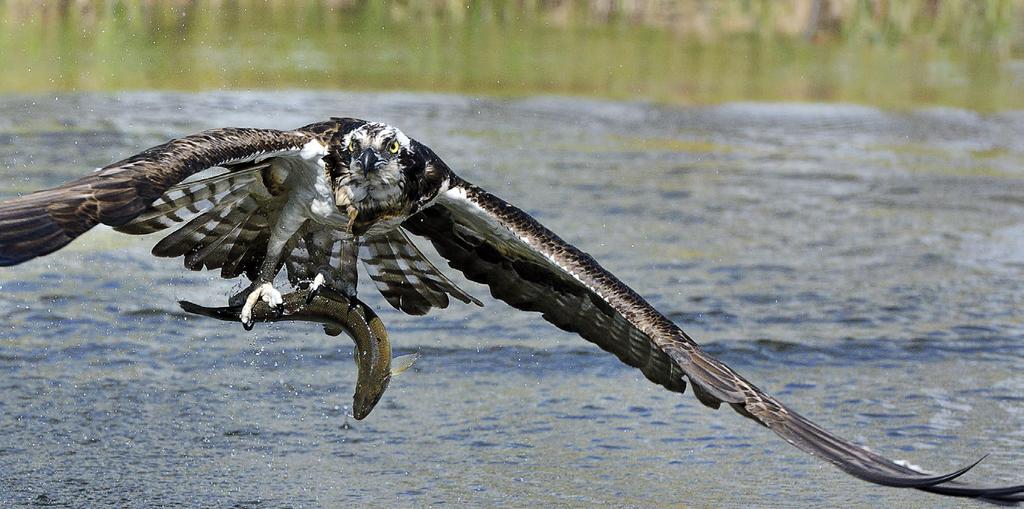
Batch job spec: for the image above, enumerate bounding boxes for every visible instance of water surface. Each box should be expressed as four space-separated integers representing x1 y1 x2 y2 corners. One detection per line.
0 92 1023 507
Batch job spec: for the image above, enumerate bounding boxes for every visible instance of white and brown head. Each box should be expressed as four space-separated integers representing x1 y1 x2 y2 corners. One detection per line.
323 118 451 234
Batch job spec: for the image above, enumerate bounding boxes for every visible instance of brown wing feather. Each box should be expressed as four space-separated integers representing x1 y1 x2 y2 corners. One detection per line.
403 175 1024 504
0 128 312 266
115 164 266 235
359 229 481 315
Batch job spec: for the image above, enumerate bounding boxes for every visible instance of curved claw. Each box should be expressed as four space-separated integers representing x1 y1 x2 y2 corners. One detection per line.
274 303 285 319
242 319 255 331
240 282 282 330
305 273 326 305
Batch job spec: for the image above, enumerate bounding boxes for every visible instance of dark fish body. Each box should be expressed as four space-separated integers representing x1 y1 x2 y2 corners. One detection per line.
180 288 394 420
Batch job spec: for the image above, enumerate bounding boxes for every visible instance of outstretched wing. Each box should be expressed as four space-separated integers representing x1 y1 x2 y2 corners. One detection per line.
0 128 317 266
403 175 1024 504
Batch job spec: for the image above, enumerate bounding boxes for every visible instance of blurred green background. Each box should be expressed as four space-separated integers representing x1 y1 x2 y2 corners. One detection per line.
1 0 1022 111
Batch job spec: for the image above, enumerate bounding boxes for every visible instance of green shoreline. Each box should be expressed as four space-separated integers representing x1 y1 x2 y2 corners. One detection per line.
2 0 1022 112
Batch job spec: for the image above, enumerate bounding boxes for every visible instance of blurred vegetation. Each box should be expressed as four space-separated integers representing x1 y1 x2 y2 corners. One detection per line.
1 0 1022 111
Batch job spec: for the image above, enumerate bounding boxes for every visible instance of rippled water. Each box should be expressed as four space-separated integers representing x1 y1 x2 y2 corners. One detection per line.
1 92 1023 508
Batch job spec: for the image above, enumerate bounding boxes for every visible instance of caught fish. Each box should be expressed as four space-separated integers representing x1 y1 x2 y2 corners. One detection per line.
179 287 418 420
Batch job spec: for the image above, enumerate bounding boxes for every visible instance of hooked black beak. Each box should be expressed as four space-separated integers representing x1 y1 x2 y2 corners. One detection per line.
356 148 381 176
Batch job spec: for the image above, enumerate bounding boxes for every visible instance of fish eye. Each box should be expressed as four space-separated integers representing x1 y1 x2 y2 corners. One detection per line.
388 140 400 154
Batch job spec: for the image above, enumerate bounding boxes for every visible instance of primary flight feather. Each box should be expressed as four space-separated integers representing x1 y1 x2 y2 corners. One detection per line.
0 118 1021 504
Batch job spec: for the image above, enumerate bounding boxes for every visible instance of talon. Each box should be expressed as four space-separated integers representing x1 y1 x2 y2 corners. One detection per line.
275 303 284 319
240 303 255 330
239 282 281 329
306 273 326 305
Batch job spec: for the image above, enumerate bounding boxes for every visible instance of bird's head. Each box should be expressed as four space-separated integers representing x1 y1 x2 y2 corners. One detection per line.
329 120 451 229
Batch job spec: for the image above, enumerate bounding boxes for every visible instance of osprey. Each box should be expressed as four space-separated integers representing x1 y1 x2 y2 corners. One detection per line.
0 118 480 327
0 119 1021 504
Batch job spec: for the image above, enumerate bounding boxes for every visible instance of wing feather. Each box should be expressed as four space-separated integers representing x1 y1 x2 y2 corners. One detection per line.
0 128 313 266
403 175 1024 503
186 220 246 270
224 214 273 281
360 229 481 315
115 164 265 235
151 191 257 259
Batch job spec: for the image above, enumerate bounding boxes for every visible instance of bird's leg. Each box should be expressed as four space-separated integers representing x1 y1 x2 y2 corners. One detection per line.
303 270 349 304
304 239 359 307
239 282 284 330
239 204 306 329
338 237 360 311
346 206 359 234
238 264 286 330
305 273 327 301
303 272 357 302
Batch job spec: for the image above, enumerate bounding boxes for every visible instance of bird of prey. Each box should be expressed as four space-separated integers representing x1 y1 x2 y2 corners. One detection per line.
0 119 1021 504
0 118 480 327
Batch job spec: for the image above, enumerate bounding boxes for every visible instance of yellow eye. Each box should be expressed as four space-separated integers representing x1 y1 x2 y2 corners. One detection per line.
388 140 400 154
347 139 356 152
